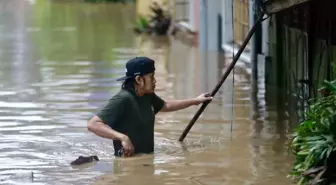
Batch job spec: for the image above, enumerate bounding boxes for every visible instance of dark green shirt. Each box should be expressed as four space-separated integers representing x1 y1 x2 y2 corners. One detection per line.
96 89 165 156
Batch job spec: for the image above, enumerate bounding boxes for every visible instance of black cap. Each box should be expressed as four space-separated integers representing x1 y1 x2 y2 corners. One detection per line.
116 57 156 81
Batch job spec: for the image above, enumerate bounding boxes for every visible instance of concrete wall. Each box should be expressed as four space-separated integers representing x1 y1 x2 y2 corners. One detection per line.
221 0 233 45
198 0 222 51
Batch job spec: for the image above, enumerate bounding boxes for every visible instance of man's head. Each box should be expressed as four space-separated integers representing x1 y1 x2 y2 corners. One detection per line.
116 57 156 95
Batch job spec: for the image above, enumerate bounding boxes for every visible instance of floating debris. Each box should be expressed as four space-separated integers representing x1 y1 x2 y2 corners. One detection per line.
70 155 99 165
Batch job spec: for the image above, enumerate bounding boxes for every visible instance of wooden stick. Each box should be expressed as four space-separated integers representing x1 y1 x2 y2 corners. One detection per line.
178 12 265 142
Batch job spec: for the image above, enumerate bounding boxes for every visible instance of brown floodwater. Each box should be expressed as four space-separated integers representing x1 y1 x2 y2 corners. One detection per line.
0 1 296 185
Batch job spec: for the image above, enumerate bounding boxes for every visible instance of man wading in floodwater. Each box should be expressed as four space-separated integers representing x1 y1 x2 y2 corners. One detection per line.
87 57 212 157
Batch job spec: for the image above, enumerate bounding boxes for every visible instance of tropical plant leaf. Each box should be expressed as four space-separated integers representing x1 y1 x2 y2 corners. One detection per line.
322 80 336 93
289 77 336 185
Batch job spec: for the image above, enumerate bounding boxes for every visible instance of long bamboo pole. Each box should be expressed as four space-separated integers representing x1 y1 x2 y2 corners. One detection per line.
178 12 266 142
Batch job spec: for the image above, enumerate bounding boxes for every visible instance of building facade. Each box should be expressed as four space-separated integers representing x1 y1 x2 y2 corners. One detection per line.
173 0 336 120
173 0 272 76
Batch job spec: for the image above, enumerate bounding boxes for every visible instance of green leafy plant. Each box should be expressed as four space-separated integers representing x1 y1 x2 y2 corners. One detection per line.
148 2 171 35
290 78 336 185
133 2 172 35
135 15 151 33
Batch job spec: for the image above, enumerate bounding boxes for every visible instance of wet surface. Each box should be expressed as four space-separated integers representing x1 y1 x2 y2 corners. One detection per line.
0 1 295 185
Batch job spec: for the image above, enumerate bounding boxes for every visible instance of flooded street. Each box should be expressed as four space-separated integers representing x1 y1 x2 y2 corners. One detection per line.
0 1 295 185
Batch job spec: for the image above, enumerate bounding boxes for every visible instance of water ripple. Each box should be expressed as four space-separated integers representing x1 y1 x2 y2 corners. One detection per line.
0 2 294 185
0 101 43 108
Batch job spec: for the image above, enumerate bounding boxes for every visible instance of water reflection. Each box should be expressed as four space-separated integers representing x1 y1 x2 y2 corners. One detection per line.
0 0 295 185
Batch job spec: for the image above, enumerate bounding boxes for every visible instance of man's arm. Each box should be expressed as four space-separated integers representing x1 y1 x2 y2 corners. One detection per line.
88 97 125 140
87 97 135 156
160 93 213 112
160 99 199 112
87 116 127 141
87 116 134 157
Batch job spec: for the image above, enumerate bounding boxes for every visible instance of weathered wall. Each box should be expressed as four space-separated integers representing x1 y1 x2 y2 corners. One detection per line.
266 0 336 119
233 0 250 46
